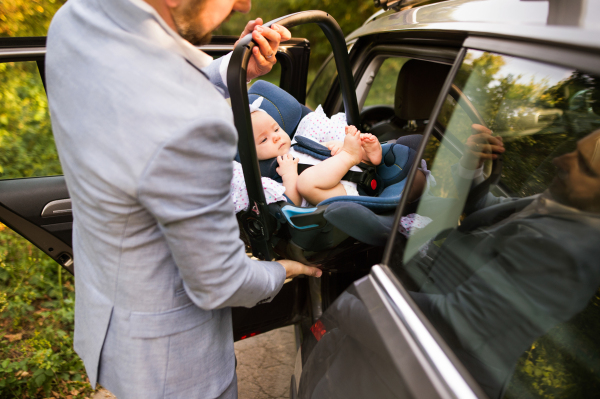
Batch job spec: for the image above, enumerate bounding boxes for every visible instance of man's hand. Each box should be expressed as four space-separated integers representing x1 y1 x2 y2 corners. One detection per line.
460 124 505 170
235 18 292 80
277 259 322 279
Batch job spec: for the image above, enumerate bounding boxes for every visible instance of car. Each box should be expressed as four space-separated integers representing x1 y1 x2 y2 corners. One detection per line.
1 0 599 398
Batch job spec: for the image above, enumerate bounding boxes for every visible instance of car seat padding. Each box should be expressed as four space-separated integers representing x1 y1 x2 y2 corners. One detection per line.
324 202 395 246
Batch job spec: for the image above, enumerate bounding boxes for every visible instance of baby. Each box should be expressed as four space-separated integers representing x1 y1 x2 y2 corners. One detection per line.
251 105 382 206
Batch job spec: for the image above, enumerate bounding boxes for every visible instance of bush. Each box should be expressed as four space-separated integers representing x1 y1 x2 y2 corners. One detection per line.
0 224 94 398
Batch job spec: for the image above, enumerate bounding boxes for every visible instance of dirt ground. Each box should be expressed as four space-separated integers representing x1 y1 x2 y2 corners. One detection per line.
92 325 297 399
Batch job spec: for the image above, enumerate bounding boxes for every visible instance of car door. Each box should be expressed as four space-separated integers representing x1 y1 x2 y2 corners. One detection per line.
0 35 312 341
293 29 600 399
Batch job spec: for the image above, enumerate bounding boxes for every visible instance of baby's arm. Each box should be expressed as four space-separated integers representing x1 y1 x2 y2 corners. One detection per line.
276 154 302 206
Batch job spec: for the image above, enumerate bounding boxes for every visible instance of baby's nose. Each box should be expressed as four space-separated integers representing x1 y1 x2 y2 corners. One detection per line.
273 135 280 142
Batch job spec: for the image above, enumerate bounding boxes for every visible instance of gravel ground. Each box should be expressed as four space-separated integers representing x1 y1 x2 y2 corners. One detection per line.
92 325 297 399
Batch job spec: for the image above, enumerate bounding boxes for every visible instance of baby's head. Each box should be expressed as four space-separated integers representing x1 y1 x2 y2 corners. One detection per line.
251 102 291 160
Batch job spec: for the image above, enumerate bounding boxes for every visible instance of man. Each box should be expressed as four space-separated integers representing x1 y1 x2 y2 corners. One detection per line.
45 0 321 398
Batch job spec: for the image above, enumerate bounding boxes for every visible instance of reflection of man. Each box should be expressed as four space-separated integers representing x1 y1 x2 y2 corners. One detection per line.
409 130 600 398
46 0 320 398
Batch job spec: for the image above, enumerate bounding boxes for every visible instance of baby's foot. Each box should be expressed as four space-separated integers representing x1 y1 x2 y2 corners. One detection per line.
361 133 382 166
340 125 363 166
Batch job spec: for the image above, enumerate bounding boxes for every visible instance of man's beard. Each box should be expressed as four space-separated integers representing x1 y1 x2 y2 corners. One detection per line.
170 0 212 46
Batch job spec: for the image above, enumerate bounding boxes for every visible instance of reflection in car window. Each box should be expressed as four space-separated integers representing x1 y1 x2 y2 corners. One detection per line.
306 55 337 111
0 62 61 179
392 50 600 398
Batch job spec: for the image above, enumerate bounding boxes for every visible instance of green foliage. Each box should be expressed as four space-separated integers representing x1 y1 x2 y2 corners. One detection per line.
0 0 67 37
214 0 378 80
0 62 62 179
0 225 94 398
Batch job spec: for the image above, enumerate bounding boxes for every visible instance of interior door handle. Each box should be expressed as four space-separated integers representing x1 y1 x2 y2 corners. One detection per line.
41 199 72 217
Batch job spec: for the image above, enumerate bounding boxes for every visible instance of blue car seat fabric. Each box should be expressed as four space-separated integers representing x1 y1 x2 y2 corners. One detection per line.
323 202 396 246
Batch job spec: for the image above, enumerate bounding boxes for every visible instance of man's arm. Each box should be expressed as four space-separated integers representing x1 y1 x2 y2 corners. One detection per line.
138 118 292 309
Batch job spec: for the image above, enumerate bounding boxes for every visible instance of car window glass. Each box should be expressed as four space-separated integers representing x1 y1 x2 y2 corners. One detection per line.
391 50 600 398
363 57 409 108
0 61 61 180
306 55 337 110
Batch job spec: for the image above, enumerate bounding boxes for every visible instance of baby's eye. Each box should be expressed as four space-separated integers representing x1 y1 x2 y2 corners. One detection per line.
260 138 267 144
275 128 279 132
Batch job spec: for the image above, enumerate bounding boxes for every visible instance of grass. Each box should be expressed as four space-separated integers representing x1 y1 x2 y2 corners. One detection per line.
0 223 95 398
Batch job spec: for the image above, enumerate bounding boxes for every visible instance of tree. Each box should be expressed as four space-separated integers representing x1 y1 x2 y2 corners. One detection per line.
214 0 378 77
0 0 67 37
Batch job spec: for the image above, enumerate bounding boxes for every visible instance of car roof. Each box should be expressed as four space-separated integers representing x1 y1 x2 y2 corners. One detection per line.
347 0 600 52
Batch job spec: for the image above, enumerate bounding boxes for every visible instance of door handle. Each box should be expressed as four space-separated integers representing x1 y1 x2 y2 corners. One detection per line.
41 198 72 217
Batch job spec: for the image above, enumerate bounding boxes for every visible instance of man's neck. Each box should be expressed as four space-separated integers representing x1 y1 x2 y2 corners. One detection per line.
142 0 177 31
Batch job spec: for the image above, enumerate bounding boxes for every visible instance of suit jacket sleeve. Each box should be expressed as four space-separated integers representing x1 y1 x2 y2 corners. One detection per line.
203 54 231 99
137 117 286 310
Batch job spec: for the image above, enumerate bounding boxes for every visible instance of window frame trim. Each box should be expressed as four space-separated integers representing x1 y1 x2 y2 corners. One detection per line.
367 264 486 399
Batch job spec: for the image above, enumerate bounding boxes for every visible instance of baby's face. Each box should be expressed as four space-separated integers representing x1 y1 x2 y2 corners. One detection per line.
251 111 291 160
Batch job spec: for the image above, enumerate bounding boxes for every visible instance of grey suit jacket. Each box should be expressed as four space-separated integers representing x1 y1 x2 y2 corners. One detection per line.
45 0 286 397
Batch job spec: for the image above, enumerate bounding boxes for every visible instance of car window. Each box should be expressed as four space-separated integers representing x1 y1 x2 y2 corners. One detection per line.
391 50 600 398
0 61 61 180
363 57 409 108
306 54 337 110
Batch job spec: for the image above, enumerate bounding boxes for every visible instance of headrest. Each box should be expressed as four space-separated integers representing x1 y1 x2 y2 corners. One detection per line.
248 80 303 136
395 60 451 121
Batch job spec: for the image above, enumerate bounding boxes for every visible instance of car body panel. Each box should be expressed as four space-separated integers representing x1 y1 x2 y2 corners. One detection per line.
347 0 600 52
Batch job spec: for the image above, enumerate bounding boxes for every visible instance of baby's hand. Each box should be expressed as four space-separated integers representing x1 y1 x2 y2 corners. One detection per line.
276 154 299 177
326 141 343 156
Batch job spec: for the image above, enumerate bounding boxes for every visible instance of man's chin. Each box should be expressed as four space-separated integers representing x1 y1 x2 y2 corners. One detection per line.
183 31 212 46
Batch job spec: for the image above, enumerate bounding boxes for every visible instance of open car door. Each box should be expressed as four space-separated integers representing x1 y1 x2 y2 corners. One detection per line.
0 34 312 340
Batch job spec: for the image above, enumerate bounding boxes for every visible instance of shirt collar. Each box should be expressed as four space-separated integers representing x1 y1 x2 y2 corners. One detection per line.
99 0 213 70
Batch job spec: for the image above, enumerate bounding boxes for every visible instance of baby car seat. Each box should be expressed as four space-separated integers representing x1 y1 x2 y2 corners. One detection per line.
241 81 421 253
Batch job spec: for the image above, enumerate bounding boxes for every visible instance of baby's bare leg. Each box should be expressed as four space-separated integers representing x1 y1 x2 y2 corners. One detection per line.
297 126 362 205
